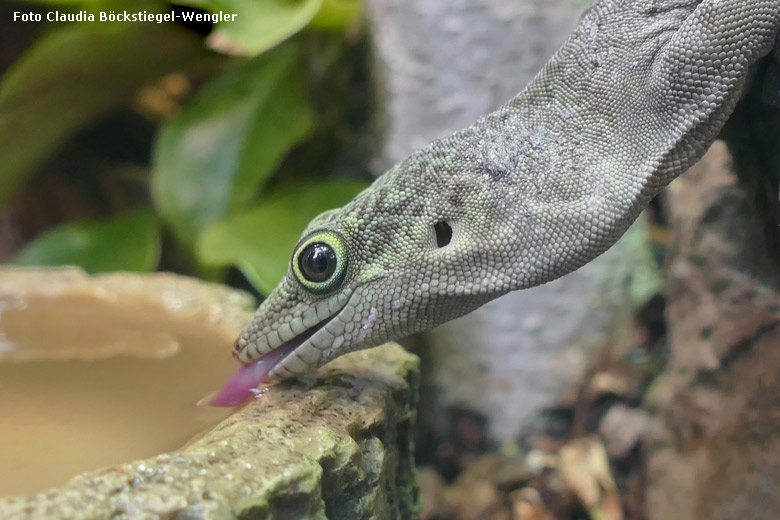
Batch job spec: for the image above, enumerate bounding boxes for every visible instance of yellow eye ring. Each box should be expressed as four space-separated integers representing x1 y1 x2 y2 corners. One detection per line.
291 231 348 292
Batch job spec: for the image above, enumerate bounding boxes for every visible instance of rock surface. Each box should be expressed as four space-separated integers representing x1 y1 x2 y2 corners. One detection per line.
0 268 419 520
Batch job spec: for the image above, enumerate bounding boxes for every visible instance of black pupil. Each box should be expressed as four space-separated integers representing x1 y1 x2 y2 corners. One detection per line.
300 243 337 282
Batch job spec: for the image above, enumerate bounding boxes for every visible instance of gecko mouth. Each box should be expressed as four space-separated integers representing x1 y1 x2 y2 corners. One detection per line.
209 315 333 407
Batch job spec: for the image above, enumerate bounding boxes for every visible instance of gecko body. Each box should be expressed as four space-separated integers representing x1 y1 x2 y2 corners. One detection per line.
214 0 780 403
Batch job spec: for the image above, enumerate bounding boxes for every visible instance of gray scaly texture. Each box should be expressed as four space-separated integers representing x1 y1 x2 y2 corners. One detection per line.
235 0 780 382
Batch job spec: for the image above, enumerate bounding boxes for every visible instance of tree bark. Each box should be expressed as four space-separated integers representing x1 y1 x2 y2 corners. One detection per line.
645 55 780 518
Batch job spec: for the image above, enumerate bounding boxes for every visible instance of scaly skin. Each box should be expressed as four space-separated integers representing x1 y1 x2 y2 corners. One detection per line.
234 0 780 382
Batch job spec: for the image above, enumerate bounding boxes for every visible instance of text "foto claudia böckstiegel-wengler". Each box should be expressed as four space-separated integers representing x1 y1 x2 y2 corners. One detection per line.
12 10 238 23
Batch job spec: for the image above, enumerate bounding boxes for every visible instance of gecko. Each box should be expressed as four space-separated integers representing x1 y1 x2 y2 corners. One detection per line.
212 0 780 406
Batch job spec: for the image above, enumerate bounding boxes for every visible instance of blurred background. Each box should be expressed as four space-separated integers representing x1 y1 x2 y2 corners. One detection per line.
0 0 370 296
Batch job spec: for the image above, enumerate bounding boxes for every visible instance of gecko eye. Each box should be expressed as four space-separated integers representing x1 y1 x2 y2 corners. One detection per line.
299 243 336 282
292 231 348 292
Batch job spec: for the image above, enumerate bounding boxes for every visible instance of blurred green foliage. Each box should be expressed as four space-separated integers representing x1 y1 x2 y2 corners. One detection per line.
151 45 314 249
2 0 368 293
180 0 324 55
197 179 365 294
0 22 208 205
11 209 160 273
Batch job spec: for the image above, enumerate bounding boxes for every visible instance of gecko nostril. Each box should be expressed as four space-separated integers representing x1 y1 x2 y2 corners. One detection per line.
232 339 242 357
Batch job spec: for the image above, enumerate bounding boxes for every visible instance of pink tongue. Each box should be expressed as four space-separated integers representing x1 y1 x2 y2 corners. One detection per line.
210 347 291 407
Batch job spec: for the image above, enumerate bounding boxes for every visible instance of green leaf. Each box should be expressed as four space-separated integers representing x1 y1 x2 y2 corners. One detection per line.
11 209 160 274
17 0 98 4
17 0 163 7
189 0 323 56
196 179 366 294
0 22 206 205
309 0 362 30
151 46 314 249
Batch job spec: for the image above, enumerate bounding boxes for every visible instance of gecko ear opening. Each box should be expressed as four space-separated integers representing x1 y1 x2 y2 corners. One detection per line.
434 220 453 247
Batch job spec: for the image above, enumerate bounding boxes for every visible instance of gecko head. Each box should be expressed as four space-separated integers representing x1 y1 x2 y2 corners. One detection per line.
212 159 508 405
225 205 410 388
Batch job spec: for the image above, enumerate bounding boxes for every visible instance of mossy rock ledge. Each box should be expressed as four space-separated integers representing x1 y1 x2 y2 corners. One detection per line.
0 267 420 520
